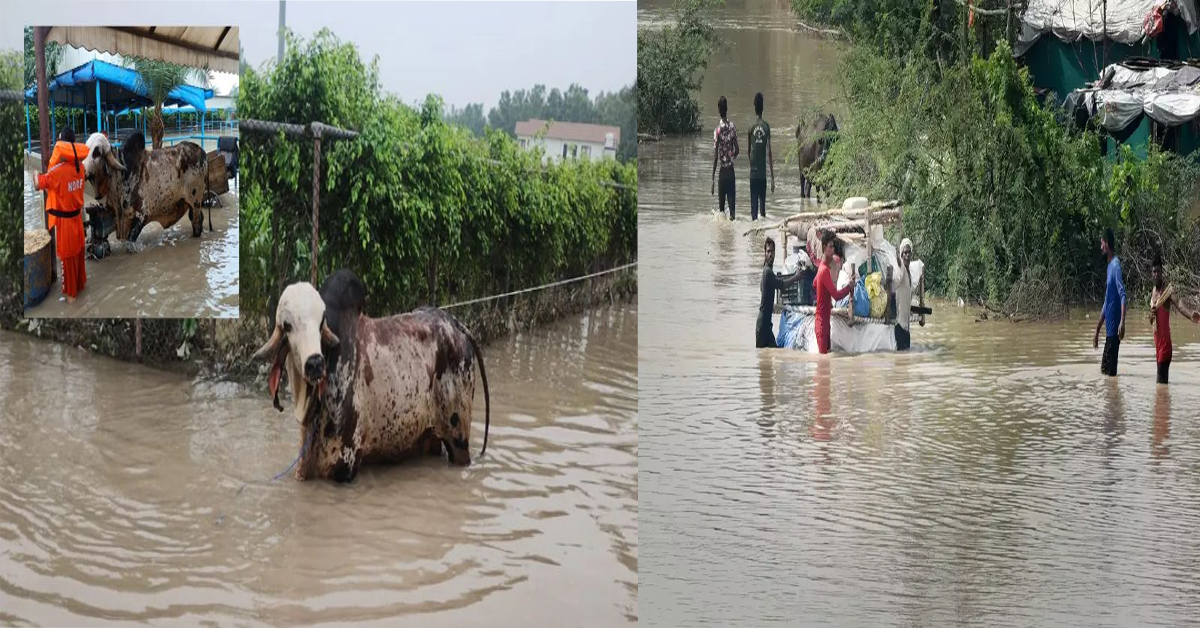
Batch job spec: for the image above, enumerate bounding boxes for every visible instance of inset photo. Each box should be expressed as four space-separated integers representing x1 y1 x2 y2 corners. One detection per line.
21 26 239 318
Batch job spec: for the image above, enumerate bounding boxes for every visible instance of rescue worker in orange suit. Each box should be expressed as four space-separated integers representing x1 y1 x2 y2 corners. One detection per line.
36 128 89 303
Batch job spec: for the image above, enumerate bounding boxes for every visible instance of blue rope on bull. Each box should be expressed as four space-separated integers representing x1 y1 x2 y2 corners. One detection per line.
272 424 317 482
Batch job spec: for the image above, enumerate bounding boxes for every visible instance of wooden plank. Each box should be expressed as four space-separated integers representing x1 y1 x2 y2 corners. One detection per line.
743 207 902 236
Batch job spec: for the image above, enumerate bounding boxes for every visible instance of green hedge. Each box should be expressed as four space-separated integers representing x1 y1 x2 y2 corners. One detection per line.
1 51 23 326
240 29 636 319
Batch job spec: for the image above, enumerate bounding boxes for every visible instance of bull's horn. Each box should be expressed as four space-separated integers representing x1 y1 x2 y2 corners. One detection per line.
253 324 284 361
321 319 340 348
105 150 126 172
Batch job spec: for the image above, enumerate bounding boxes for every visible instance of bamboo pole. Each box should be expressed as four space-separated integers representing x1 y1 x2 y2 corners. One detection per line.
784 306 928 322
865 206 872 274
919 275 927 327
743 204 902 236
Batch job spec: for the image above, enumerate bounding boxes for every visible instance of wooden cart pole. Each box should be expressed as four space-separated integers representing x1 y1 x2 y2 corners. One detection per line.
864 206 872 277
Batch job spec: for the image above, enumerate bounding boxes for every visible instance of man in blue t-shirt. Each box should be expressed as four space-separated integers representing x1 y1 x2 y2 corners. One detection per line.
1092 228 1127 376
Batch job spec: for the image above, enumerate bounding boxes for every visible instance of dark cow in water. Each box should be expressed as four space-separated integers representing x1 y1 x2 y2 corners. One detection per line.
83 131 210 242
254 269 491 482
795 113 838 200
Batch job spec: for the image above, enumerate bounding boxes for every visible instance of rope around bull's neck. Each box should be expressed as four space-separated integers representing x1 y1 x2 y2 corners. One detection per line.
272 422 317 482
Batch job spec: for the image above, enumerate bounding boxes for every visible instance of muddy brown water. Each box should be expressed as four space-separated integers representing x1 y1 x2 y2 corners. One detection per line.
22 133 240 318
0 303 637 625
639 1 1200 625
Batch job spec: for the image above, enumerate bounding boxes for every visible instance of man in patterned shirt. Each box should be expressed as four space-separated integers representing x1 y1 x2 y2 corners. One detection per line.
711 95 740 220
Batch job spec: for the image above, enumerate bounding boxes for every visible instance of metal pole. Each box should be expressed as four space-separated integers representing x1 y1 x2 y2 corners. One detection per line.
25 104 31 153
278 0 287 64
312 135 321 285
201 109 206 149
50 98 55 143
95 79 101 135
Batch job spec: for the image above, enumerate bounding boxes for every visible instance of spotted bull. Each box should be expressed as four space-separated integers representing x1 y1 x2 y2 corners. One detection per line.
83 131 209 242
254 269 491 482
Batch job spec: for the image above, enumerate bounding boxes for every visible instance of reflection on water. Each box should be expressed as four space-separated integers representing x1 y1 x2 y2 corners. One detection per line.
638 1 1200 625
22 135 240 318
0 303 637 625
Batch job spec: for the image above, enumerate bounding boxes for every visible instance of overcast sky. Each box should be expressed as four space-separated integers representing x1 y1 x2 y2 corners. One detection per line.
0 0 635 110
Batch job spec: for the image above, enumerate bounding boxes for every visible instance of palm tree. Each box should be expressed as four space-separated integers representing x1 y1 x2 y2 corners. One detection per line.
23 27 62 89
129 57 211 149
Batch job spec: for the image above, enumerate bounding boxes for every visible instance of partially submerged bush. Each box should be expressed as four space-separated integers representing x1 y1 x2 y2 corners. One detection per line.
637 0 721 136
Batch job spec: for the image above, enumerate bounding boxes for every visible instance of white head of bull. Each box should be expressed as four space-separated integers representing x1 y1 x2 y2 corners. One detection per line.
82 132 126 203
253 282 340 425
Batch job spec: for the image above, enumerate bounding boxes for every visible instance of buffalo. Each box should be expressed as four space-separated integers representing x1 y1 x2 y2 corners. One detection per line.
795 113 838 200
254 269 491 482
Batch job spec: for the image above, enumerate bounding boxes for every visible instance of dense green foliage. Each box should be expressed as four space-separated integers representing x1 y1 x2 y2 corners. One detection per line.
446 84 636 162
637 0 721 135
1 51 22 324
128 57 210 148
812 41 1200 313
791 0 1010 60
240 29 636 320
23 27 62 90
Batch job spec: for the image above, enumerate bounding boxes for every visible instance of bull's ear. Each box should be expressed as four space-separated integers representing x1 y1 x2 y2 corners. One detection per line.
105 150 126 172
321 319 340 348
254 323 284 361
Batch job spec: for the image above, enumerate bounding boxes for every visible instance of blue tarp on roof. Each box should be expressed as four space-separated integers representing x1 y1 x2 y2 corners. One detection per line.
24 59 214 112
114 104 235 116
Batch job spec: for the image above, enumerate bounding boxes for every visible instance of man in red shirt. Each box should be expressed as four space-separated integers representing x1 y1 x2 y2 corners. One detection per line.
1150 253 1200 385
813 230 855 354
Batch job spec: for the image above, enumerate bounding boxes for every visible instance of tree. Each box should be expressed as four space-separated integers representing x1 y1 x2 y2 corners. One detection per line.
483 82 636 161
636 0 721 135
23 27 62 90
129 58 210 148
445 102 486 137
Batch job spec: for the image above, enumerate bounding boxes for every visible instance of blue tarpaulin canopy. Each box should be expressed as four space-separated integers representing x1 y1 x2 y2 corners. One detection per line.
24 59 213 113
115 104 234 116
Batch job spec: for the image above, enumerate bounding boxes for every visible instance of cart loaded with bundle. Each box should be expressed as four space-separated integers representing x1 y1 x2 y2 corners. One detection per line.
745 197 933 353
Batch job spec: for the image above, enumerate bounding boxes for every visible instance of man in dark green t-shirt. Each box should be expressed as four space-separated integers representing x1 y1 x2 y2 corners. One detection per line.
748 92 774 221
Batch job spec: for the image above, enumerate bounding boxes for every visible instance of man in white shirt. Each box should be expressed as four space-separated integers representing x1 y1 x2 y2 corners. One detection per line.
892 238 915 350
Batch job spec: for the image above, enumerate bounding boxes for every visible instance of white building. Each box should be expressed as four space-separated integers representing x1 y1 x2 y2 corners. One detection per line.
515 119 620 163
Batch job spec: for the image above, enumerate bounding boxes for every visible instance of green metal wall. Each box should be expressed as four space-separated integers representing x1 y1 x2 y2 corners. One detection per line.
1021 22 1200 162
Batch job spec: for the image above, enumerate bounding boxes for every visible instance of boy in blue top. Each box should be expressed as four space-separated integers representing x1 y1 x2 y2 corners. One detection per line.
1092 228 1127 376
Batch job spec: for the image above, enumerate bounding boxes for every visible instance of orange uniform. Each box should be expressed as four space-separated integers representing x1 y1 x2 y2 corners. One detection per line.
36 141 90 298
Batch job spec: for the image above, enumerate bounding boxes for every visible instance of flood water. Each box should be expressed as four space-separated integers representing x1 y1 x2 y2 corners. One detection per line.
22 132 240 318
638 1 1200 625
0 303 637 625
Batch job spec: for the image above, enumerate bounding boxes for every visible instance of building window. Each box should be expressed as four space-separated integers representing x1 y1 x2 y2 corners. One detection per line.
580 145 591 158
519 138 527 148
562 143 568 159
